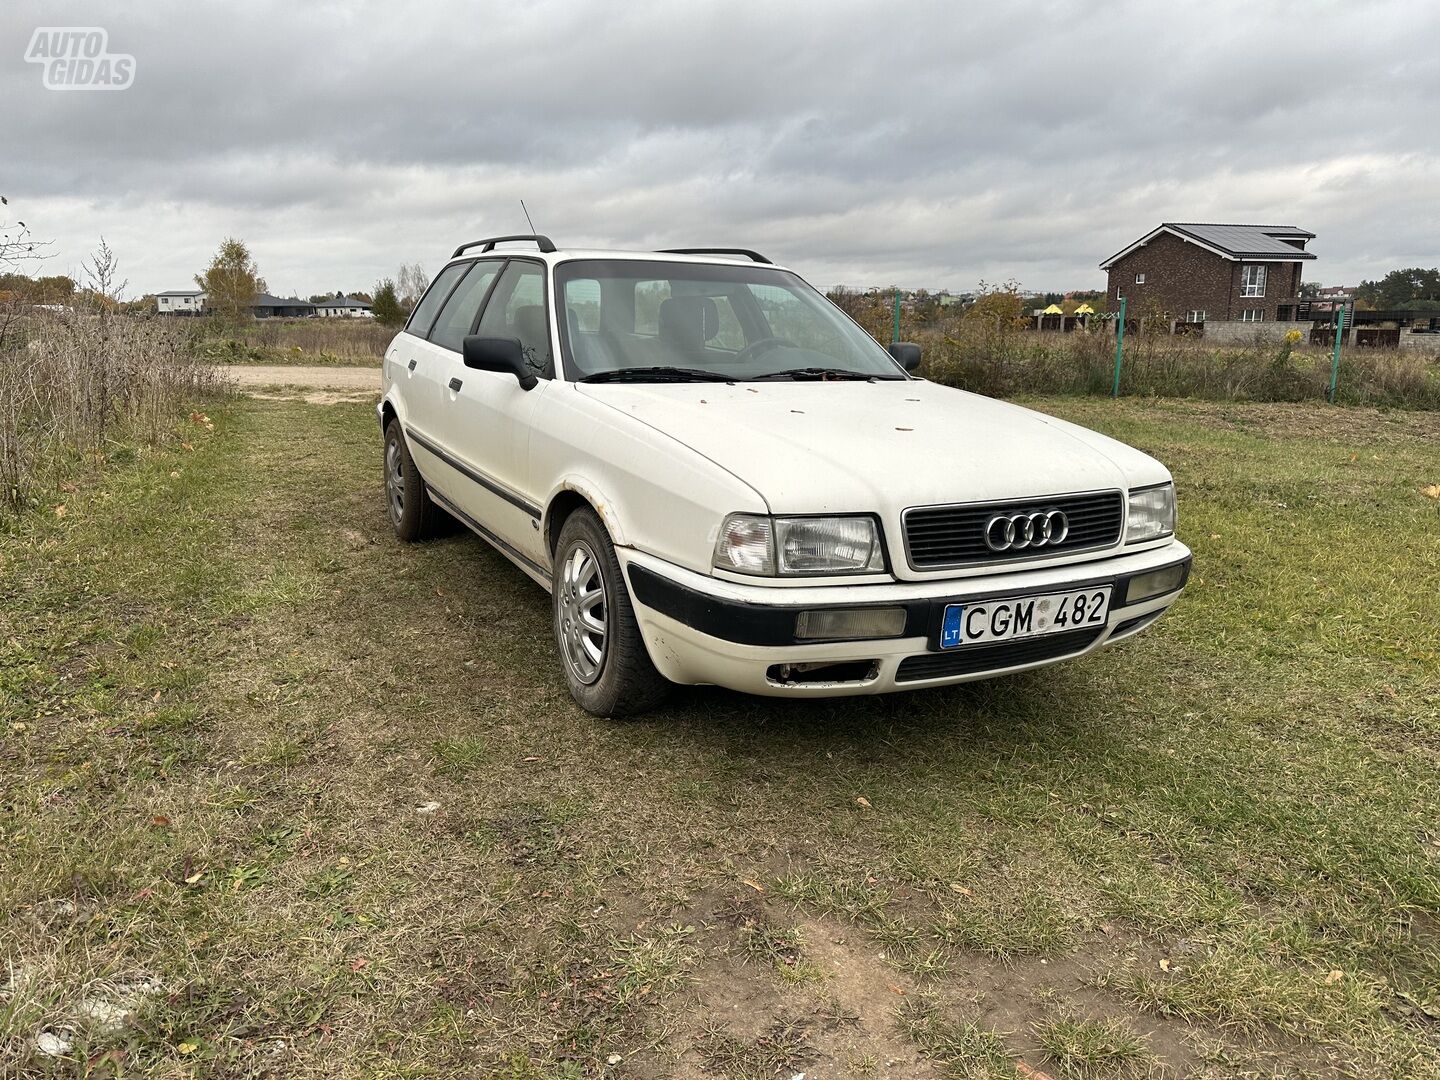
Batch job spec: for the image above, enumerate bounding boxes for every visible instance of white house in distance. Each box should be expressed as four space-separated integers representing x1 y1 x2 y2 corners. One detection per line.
156 290 205 315
314 295 374 319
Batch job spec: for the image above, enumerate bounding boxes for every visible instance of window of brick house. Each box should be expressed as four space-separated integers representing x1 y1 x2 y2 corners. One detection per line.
1187 310 1206 323
1134 273 1145 284
1241 265 1267 297
1241 308 1264 322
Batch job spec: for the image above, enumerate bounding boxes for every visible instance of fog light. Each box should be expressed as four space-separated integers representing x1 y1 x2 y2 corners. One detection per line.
1124 564 1187 604
794 607 906 641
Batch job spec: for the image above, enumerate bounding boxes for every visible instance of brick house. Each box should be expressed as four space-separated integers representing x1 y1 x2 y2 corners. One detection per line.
1100 223 1316 324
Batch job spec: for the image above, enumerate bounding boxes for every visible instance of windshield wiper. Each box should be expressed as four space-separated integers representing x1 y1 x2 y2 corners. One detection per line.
578 366 734 384
750 367 876 381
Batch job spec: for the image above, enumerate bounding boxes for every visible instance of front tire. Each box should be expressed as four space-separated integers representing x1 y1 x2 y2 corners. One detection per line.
384 419 444 542
553 508 670 717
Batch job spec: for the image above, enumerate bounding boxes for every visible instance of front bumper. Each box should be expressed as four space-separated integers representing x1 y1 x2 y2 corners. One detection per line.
619 541 1192 697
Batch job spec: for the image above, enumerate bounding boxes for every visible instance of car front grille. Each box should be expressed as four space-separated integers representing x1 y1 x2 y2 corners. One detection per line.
902 490 1124 570
894 627 1104 683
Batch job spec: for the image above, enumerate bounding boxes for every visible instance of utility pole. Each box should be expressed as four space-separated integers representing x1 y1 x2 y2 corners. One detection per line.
892 289 902 343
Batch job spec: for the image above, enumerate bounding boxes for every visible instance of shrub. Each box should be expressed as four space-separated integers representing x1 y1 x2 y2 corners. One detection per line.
0 307 231 516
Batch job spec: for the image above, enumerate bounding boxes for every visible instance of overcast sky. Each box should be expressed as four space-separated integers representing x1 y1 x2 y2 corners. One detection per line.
5 0 1438 298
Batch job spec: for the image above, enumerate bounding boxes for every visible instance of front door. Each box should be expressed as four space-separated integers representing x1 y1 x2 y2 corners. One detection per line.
438 259 553 568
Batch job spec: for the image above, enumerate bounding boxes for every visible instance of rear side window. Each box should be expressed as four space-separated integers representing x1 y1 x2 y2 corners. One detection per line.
404 261 469 338
429 261 502 352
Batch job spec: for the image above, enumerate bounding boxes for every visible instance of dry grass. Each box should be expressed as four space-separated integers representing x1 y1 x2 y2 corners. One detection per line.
0 307 231 516
913 325 1440 409
193 318 391 367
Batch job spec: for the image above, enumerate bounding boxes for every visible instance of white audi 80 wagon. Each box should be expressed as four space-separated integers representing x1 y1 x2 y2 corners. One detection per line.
379 236 1191 716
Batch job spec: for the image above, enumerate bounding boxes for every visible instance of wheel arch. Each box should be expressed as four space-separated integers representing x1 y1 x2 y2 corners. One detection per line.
543 479 629 556
380 396 400 433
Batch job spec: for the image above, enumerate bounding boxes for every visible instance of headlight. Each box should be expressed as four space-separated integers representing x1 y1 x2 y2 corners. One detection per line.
1126 483 1175 544
713 514 886 576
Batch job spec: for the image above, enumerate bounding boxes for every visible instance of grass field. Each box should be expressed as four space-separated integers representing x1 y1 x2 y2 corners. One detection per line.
2 393 1438 1078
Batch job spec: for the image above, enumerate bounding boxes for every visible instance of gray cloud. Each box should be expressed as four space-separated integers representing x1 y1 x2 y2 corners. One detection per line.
4 0 1437 295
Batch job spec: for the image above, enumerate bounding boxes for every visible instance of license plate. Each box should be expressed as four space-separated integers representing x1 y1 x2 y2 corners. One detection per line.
939 586 1112 649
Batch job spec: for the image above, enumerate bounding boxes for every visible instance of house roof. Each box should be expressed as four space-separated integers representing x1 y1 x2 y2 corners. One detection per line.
157 290 205 297
251 293 314 308
1101 223 1317 268
314 295 371 308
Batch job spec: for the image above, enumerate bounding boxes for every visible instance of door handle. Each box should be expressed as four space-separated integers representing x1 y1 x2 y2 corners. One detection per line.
448 377 463 392
407 358 417 372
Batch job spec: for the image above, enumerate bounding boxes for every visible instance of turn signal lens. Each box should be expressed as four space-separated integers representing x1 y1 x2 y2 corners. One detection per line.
713 514 775 575
795 607 907 641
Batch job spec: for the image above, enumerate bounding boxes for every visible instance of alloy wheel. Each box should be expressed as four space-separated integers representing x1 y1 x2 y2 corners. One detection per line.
558 540 608 685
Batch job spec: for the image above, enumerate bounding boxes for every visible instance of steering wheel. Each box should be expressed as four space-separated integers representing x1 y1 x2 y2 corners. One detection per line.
735 337 793 364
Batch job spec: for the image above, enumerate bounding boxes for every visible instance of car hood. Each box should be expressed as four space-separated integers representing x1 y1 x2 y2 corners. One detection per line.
578 379 1170 513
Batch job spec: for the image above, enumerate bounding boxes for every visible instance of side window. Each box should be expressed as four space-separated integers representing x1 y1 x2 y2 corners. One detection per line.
565 278 602 332
634 280 671 336
428 261 502 352
709 295 746 350
477 262 551 376
746 283 842 353
405 261 469 338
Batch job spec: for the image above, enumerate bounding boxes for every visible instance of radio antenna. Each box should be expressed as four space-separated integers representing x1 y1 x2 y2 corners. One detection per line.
520 199 538 234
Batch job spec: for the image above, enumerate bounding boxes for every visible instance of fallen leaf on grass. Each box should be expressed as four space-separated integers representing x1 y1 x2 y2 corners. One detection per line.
1016 1063 1055 1080
177 1042 198 1055
741 878 764 893
151 815 171 827
349 957 369 972
1421 484 1440 500
183 870 204 886
855 796 871 808
415 801 441 814
1325 969 1344 985
1159 958 1171 972
53 504 67 518
886 982 906 996
949 883 972 896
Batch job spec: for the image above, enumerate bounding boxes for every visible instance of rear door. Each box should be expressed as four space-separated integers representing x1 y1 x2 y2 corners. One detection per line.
388 259 473 494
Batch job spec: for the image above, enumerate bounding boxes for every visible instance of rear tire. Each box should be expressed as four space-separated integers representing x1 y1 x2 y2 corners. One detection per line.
384 419 444 542
553 507 671 717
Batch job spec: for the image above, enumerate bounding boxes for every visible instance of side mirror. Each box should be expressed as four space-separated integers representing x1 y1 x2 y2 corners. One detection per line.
888 341 922 372
462 335 538 390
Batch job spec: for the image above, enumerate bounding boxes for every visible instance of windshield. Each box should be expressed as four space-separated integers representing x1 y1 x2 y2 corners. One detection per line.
553 259 907 382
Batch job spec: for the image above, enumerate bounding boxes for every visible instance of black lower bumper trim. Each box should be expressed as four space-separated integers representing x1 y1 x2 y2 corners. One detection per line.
626 555 1191 650
895 627 1104 682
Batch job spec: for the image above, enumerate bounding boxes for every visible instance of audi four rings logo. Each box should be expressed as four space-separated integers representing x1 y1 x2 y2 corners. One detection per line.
984 509 1069 551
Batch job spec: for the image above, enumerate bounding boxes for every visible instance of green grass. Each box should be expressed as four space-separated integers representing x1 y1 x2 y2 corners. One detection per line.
1 394 1437 1077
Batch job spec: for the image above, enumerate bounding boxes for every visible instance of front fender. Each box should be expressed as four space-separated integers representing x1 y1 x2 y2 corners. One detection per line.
542 475 631 549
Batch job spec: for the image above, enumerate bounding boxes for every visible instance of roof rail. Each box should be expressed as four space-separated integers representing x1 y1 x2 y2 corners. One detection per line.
452 234 557 258
657 247 772 265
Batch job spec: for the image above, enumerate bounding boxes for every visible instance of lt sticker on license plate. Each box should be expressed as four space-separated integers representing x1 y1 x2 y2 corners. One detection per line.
939 586 1112 649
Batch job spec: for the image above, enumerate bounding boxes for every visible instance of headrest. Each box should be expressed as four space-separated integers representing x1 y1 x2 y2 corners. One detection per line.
513 305 546 343
658 295 719 349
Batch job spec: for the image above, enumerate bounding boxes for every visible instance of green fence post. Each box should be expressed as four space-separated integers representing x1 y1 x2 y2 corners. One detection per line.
1328 304 1346 404
892 289 902 343
1111 297 1127 398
